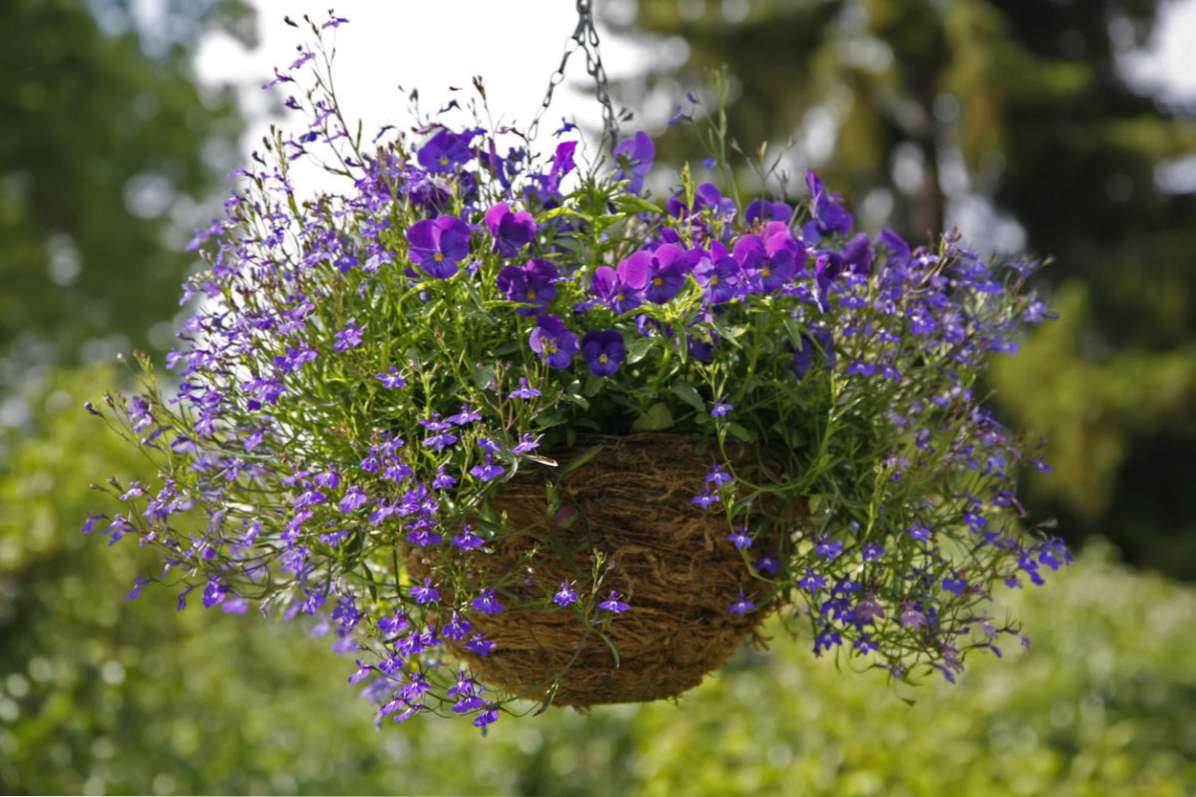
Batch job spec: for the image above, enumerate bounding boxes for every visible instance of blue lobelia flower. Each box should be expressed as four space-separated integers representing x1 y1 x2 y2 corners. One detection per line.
581 329 625 377
528 314 578 368
406 215 471 279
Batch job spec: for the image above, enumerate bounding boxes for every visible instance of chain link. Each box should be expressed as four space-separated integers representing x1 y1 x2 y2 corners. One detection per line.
528 0 620 144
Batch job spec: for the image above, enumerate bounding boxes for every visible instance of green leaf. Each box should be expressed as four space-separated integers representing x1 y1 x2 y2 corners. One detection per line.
625 336 654 365
632 402 674 431
728 422 756 443
670 382 705 413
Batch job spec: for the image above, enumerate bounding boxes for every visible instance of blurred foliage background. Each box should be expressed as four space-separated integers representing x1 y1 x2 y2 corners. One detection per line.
2 0 1194 794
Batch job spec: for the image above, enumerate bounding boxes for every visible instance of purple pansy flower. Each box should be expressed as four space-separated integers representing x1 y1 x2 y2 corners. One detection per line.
529 314 578 368
692 241 742 304
497 259 558 315
417 128 477 173
581 330 625 377
802 170 854 242
626 244 692 304
484 202 537 257
613 131 655 194
406 215 471 279
733 229 798 293
744 199 792 226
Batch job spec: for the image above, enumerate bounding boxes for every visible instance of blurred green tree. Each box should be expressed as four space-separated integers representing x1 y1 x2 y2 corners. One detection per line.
607 0 1196 576
0 0 253 363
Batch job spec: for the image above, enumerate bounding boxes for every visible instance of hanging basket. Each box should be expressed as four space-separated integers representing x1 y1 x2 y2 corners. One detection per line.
405 433 794 707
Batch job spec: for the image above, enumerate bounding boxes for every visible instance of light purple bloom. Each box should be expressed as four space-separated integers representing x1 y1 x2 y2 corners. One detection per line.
553 583 578 606
484 202 537 257
375 367 406 389
333 321 363 351
729 592 756 615
508 378 541 400
613 131 655 193
471 589 505 615
529 314 578 369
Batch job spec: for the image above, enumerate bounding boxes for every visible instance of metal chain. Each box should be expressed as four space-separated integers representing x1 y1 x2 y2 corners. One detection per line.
528 0 620 144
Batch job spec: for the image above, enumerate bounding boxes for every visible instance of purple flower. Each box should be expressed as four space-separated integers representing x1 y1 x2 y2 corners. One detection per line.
484 202 537 257
418 128 477 173
900 604 928 629
507 378 541 400
622 244 691 304
452 524 484 551
755 556 779 575
375 367 406 389
908 522 932 542
528 314 579 369
942 577 968 595
733 231 797 293
727 528 752 550
705 463 733 487
473 708 500 729
744 199 792 226
593 263 644 314
406 215 471 279
693 241 742 304
729 592 756 616
862 543 886 561
815 537 844 560
471 589 505 615
581 330 625 377
410 578 440 604
802 170 853 242
339 485 369 512
553 583 578 607
841 232 875 275
469 455 505 482
690 489 720 509
497 259 558 315
599 591 630 613
613 131 655 193
333 321 363 351
433 466 458 490
710 400 733 418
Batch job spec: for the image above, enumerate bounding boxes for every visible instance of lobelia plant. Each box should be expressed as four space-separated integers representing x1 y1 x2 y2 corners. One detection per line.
86 13 1070 731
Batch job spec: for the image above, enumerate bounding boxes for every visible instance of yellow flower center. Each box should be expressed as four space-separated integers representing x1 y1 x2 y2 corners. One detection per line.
439 156 449 166
616 291 625 301
543 339 558 354
710 275 719 285
433 252 444 263
652 277 663 286
761 266 771 277
527 290 536 300
599 353 609 364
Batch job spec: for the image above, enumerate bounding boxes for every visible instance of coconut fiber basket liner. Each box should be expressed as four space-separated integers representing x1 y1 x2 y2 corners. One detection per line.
405 432 798 708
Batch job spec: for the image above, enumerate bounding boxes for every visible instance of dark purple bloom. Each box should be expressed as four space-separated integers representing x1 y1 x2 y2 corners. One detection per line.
755 556 779 575
802 170 853 242
596 262 646 314
745 199 792 226
406 215 471 279
667 182 736 223
529 314 578 369
691 490 720 509
640 244 692 303
814 537 843 560
613 131 655 194
339 485 369 512
908 522 932 541
841 233 875 275
599 591 630 613
710 400 733 418
484 202 537 257
581 330 625 377
418 128 477 173
705 463 732 486
497 259 558 315
943 577 968 595
553 583 578 607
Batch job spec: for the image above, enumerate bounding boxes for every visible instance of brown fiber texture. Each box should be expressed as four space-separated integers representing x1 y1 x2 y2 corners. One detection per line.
405 433 792 708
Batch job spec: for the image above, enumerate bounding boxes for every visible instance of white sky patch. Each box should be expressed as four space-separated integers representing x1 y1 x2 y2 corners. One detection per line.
195 1 652 166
